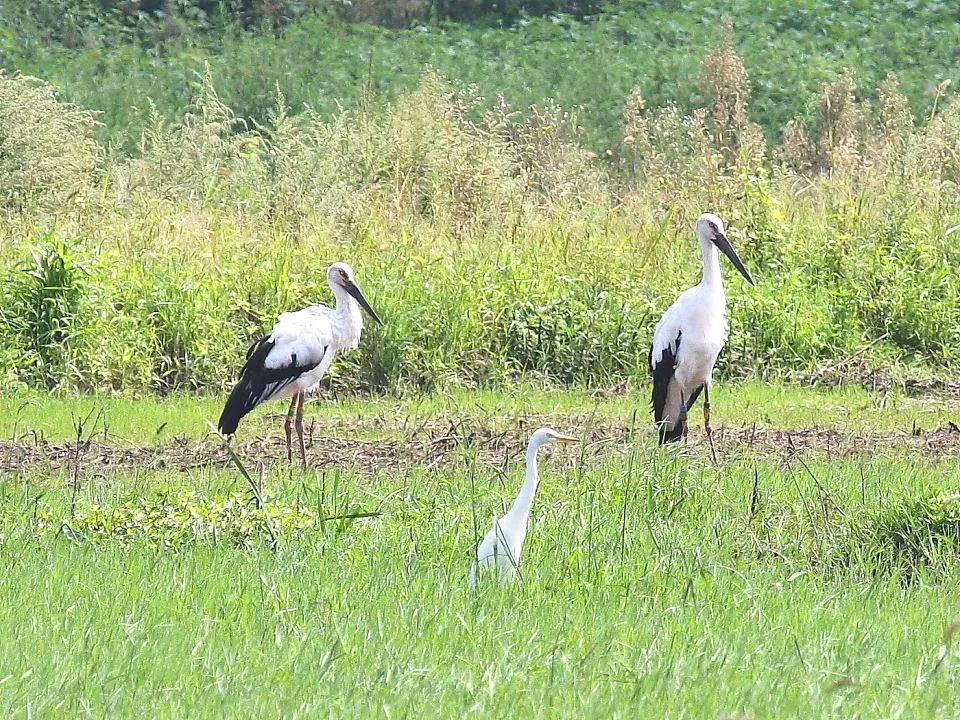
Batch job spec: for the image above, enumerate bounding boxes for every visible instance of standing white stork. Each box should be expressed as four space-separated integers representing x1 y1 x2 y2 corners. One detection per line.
469 427 579 588
218 262 382 468
649 212 753 455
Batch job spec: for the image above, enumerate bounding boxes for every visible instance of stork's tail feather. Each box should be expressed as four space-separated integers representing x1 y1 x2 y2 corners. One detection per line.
218 335 275 435
217 375 266 435
650 333 682 444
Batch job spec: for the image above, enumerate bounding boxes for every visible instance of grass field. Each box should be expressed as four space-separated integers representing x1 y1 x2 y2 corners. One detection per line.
3 3 960 716
6 1 959 150
2 383 960 717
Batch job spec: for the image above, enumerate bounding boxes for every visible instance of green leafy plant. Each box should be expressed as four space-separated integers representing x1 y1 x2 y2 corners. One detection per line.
0 234 89 388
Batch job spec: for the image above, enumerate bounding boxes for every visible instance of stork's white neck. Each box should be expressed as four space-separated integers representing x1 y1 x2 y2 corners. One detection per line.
330 282 363 325
699 235 724 291
503 439 543 529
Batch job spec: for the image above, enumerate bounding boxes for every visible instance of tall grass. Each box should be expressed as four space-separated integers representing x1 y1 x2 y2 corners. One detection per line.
0 25 959 394
2 390 960 717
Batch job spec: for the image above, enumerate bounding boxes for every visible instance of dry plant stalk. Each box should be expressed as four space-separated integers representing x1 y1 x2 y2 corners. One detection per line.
699 17 765 170
816 67 861 172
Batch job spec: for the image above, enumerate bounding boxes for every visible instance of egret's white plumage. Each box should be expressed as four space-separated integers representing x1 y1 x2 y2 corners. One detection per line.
218 262 382 467
469 427 578 588
650 213 753 447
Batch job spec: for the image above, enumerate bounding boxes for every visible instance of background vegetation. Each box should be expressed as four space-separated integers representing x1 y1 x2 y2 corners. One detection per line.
3 1 959 151
0 3 958 395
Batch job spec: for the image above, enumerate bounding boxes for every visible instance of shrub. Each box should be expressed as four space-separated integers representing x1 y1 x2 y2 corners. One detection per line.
699 17 765 172
909 92 960 190
846 491 960 579
61 489 327 548
113 67 264 209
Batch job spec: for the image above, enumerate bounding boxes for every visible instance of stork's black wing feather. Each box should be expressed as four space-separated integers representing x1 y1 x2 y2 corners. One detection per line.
240 333 266 378
217 335 326 435
650 330 683 444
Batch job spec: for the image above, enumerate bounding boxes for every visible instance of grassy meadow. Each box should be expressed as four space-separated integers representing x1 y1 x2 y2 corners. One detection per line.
3 385 960 717
2 2 960 717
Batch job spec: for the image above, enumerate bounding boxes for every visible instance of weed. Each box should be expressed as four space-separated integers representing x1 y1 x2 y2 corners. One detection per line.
0 71 98 211
0 234 89 388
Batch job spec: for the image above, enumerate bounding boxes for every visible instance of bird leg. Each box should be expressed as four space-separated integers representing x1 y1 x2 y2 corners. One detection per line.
704 385 718 465
283 394 297 463
678 390 689 443
294 392 307 470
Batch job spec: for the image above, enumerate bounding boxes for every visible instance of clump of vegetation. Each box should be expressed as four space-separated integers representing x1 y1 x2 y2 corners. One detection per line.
851 492 960 579
0 235 90 389
57 489 325 548
734 458 960 584
0 72 98 211
117 67 264 209
699 17 765 171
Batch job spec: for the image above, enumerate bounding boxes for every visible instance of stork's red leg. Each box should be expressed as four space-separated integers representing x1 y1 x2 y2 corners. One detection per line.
704 385 718 464
294 392 307 470
283 394 297 462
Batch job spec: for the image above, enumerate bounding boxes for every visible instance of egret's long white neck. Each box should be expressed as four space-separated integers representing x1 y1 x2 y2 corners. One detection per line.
699 235 723 291
504 439 543 527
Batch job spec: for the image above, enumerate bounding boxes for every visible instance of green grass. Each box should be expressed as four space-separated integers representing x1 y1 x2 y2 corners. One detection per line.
2 382 957 442
3 7 960 714
4 2 959 150
2 386 960 717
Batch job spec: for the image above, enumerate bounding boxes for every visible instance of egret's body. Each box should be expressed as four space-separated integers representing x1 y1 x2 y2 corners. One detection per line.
218 262 382 467
469 427 578 588
650 213 753 448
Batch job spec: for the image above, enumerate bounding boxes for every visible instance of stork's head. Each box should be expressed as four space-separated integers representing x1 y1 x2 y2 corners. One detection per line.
528 426 580 451
328 261 355 285
696 212 726 238
327 262 384 325
696 212 754 285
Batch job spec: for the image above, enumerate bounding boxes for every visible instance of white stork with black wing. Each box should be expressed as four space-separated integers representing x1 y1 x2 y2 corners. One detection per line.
218 262 382 468
650 213 753 453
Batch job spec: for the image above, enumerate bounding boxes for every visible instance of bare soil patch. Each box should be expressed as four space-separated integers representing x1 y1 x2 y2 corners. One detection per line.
713 424 960 460
3 417 960 474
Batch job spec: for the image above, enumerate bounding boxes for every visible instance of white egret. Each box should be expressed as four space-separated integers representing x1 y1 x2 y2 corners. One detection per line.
218 262 382 468
469 427 579 588
649 212 753 456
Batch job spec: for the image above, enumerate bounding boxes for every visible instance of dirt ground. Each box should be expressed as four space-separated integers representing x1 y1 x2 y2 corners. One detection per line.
4 415 960 474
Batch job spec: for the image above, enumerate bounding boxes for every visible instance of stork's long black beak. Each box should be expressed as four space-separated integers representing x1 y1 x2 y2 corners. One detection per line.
344 281 384 325
713 233 754 285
